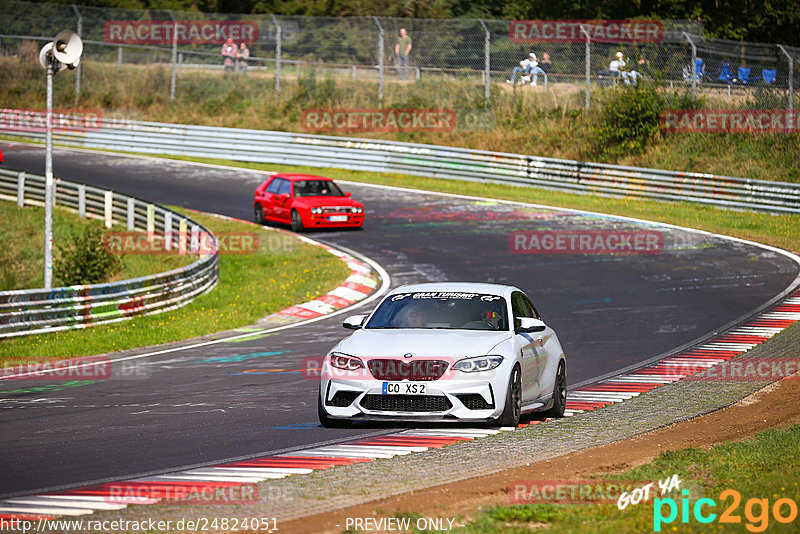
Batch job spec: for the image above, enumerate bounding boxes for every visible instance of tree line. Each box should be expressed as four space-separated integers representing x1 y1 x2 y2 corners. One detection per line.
37 0 800 47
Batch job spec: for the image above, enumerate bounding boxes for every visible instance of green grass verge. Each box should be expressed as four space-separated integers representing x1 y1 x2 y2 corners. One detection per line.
0 201 194 291
451 423 800 533
165 155 800 255
0 208 351 365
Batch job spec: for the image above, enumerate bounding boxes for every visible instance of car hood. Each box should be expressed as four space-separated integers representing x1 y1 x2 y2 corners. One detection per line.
337 329 511 359
296 196 361 207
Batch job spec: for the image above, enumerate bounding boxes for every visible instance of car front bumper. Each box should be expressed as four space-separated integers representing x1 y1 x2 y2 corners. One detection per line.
319 373 509 422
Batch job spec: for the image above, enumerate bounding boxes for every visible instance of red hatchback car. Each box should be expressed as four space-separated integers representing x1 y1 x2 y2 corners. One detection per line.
253 173 364 232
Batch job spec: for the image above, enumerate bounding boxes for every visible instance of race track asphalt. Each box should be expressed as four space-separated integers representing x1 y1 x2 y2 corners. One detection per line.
1 142 797 497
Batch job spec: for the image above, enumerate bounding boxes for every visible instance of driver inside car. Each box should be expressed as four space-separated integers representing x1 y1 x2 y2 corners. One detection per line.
481 309 502 330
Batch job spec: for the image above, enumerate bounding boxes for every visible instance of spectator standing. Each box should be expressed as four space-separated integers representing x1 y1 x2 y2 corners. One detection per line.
237 42 250 74
395 28 413 80
221 38 237 74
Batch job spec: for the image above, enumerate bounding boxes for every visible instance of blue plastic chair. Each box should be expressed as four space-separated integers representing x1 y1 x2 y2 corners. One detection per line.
694 58 705 80
717 62 731 83
762 68 777 84
735 66 751 85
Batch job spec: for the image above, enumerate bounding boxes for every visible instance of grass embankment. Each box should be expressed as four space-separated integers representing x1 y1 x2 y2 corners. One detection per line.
0 208 350 365
2 43 798 183
0 201 193 290
167 157 800 255
460 423 800 533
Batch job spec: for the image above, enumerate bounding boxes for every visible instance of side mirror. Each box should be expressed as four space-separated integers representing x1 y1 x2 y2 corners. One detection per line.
516 317 546 334
343 314 368 330
345 192 352 198
279 193 290 200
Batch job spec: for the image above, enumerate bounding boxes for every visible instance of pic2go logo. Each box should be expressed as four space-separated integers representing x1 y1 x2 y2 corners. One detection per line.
654 489 798 532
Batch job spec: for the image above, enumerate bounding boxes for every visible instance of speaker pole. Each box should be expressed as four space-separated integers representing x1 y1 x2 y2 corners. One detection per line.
44 60 54 290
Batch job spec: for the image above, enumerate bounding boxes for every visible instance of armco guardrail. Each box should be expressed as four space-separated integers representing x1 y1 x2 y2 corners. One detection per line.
0 168 218 338
4 116 800 214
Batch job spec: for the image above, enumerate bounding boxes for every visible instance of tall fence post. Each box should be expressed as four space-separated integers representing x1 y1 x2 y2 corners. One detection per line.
117 47 122 70
270 14 281 96
71 5 82 103
580 24 591 110
777 45 794 111
168 10 177 101
373 16 384 102
684 32 697 105
479 19 490 107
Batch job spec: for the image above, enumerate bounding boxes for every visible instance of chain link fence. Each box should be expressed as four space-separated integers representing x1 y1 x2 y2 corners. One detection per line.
0 0 797 119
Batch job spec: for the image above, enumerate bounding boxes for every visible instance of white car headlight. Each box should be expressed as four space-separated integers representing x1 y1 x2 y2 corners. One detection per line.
311 207 323 214
329 352 365 371
453 355 504 373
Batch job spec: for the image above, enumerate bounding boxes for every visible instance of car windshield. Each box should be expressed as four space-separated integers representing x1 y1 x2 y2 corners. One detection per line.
293 180 344 197
366 292 508 331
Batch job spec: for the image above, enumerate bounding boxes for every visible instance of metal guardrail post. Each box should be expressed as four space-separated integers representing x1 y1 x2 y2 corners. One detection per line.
179 218 187 254
104 190 113 228
78 184 85 217
191 223 199 253
164 211 173 251
270 14 281 96
71 5 82 103
777 45 794 111
127 197 135 230
479 19 490 107
117 47 122 70
373 16 384 102
147 204 155 240
17 172 25 207
168 10 177 101
684 32 697 105
580 24 591 110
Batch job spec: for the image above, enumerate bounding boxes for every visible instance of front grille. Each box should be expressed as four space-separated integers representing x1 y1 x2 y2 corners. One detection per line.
326 390 360 407
455 394 494 410
321 207 351 214
367 359 449 381
360 394 452 412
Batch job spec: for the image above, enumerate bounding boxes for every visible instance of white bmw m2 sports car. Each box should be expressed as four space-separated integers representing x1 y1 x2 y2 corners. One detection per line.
318 282 567 427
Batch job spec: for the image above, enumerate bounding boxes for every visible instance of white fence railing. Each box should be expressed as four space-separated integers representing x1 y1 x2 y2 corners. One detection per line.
0 168 218 338
4 117 799 214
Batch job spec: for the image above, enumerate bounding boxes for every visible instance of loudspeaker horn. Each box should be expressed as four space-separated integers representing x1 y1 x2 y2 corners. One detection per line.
38 42 67 72
52 30 83 67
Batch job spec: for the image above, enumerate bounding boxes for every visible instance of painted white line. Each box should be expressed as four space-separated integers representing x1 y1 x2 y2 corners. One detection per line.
183 467 313 476
4 497 127 511
0 504 95 516
294 449 393 459
143 474 271 483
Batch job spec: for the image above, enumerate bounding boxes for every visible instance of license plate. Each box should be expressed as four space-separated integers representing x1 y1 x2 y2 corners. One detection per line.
328 215 348 222
382 382 427 395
